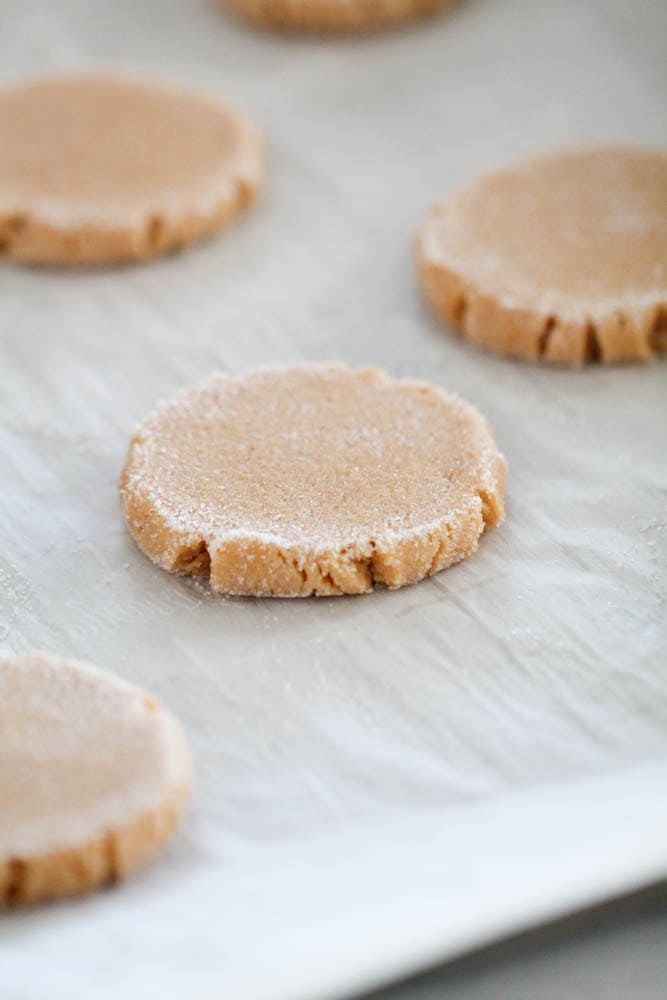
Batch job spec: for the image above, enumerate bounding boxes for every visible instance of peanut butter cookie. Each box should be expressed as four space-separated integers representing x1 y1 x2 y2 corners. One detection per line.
120 364 506 597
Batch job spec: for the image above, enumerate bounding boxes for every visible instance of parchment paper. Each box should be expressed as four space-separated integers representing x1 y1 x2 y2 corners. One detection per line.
1 1 666 997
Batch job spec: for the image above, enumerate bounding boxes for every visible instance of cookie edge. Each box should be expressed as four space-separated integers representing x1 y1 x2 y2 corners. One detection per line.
0 783 189 907
416 241 667 366
220 0 452 32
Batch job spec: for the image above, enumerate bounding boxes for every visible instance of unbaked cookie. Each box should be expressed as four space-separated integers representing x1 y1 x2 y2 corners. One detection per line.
0 74 263 265
120 364 506 597
417 146 667 365
0 653 191 906
220 0 452 32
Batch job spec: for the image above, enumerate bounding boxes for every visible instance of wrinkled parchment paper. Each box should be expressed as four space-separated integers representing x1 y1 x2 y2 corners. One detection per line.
1 1 666 997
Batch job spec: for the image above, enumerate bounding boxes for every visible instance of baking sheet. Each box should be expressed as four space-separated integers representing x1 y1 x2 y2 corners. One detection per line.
1 1 666 998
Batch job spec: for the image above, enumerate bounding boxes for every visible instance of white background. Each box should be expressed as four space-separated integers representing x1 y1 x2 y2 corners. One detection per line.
1 1 666 998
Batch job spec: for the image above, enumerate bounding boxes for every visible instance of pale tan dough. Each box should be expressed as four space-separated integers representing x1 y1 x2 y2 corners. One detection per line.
219 0 453 32
0 75 263 265
120 364 506 597
417 146 667 365
0 653 191 906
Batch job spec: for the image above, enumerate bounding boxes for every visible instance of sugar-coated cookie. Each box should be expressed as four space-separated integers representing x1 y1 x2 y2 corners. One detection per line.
0 653 191 906
120 364 506 597
220 0 452 32
417 146 667 365
0 75 263 265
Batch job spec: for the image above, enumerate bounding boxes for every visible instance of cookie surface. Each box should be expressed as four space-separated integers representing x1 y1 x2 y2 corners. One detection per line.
120 364 506 597
0 653 191 906
417 146 667 365
0 75 262 264
221 0 452 32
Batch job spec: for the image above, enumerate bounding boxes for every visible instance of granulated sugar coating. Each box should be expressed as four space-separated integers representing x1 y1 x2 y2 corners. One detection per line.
417 146 667 365
0 653 191 906
120 365 506 598
0 74 263 264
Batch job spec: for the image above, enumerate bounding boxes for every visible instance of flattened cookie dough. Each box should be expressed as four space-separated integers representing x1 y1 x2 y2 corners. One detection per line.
417 146 667 365
220 0 453 32
120 364 506 597
0 75 263 264
0 653 191 906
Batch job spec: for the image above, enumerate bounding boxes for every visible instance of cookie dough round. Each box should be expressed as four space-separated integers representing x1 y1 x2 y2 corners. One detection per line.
0 653 191 906
220 0 452 32
0 74 263 264
417 146 667 365
120 364 506 597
